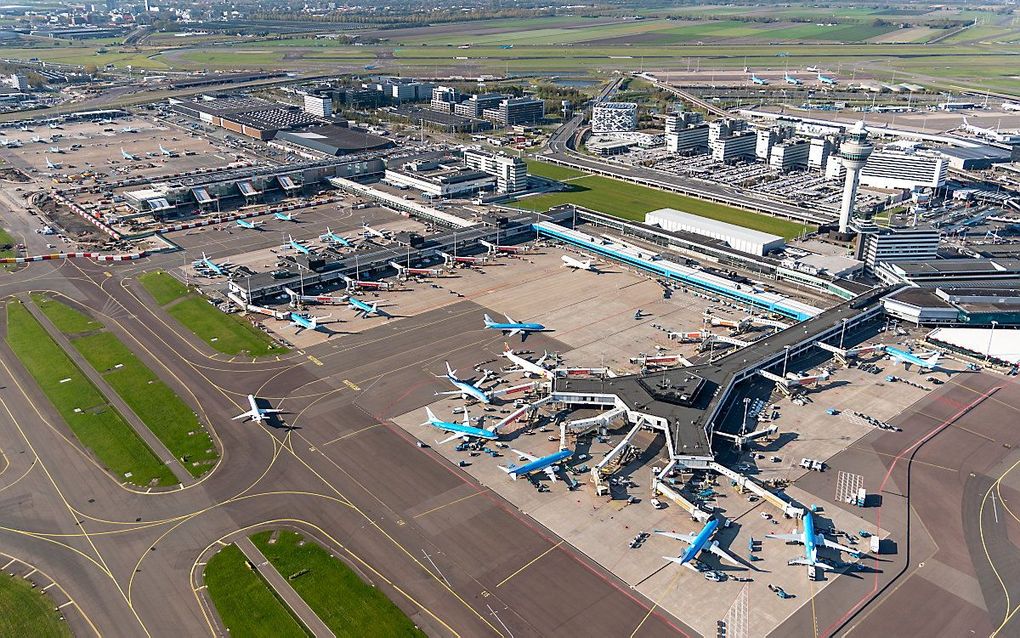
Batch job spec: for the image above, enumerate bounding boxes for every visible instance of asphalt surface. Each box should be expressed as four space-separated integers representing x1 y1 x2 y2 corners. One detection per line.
0 249 694 637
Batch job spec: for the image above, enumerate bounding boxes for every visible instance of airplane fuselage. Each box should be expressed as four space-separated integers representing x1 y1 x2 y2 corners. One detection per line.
427 418 497 441
487 321 545 333
682 518 720 565
506 448 571 480
449 377 490 403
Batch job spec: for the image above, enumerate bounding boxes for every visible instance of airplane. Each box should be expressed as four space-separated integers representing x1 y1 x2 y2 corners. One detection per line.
48 123 60 129
319 227 352 247
348 296 388 319
98 118 114 125
805 65 819 73
884 345 940 371
785 72 803 86
746 69 768 85
192 252 230 277
1004 102 1020 112
1 138 22 148
959 117 1020 145
120 147 138 161
49 146 63 154
561 254 598 272
287 235 315 256
232 394 283 424
274 212 298 222
120 127 138 133
235 218 264 230
817 72 838 86
501 447 573 481
31 135 44 143
288 311 332 333
656 517 743 572
766 510 861 573
362 222 390 240
158 144 177 157
502 343 553 379
422 406 499 444
483 313 547 339
436 362 491 404
45 156 62 170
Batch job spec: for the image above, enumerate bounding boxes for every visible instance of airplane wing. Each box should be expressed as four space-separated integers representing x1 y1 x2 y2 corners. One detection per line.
765 532 803 544
819 537 860 555
707 543 743 566
262 409 283 414
654 531 698 544
510 449 540 463
543 466 557 481
232 410 254 421
505 328 521 338
662 556 699 571
436 432 462 445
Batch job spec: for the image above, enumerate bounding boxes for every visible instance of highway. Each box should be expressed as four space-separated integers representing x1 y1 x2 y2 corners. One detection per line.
540 81 834 228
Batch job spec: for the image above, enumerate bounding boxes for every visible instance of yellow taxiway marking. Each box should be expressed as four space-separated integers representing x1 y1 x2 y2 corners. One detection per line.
413 491 481 519
496 540 563 588
343 379 361 391
322 423 381 446
307 355 323 367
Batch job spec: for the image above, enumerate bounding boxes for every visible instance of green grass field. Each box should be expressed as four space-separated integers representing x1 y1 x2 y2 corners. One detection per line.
204 544 308 638
140 271 287 357
0 573 72 638
31 293 101 333
5 300 176 487
72 332 218 477
138 271 189 305
252 530 424 638
517 164 812 238
525 159 586 181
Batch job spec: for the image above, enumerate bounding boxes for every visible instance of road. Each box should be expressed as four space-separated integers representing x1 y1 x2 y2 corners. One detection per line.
540 81 832 228
0 247 693 638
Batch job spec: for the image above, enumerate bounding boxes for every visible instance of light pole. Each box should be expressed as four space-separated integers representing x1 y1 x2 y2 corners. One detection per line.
986 320 998 362
742 397 751 437
782 345 791 377
839 318 848 350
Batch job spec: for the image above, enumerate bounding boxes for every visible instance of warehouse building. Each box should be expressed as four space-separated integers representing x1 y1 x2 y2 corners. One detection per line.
169 95 319 140
645 208 785 256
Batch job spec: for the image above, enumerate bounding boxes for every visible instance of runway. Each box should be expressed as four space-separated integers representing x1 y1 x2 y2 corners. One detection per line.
0 253 694 637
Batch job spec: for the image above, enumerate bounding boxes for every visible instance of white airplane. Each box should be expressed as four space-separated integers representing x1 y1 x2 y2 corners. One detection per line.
656 518 743 572
362 222 390 240
232 394 282 423
49 145 63 154
45 156 62 170
502 343 553 379
121 127 138 133
159 144 177 157
31 135 45 143
120 147 138 161
561 254 598 272
48 123 61 129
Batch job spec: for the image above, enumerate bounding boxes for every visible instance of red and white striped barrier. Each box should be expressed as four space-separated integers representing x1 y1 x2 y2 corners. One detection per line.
0 251 146 264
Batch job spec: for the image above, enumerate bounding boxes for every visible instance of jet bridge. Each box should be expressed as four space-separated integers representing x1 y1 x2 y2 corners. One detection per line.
709 461 802 519
651 460 712 522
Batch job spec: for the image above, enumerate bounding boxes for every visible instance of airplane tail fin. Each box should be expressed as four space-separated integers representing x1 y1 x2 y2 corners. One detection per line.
446 361 456 378
425 407 437 422
483 314 494 327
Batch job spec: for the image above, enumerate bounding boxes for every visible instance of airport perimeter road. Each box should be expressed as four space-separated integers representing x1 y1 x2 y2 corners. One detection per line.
0 255 693 638
542 112 830 227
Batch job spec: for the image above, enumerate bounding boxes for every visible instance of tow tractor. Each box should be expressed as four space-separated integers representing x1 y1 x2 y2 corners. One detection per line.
768 584 793 599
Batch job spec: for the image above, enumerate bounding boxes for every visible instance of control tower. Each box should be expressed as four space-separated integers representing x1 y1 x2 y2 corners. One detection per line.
837 121 873 233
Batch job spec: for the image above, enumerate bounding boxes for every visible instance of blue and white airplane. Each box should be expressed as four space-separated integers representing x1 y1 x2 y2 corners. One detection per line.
319 227 352 247
45 156 62 170
288 311 331 333
274 212 298 222
749 71 769 86
885 346 940 371
362 222 390 240
422 406 499 444
817 71 838 86
120 147 138 161
785 72 803 85
437 362 491 404
347 296 387 319
233 394 282 424
287 235 314 256
483 313 547 339
235 219 264 230
501 447 572 481
766 510 861 573
656 518 743 571
192 252 230 277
